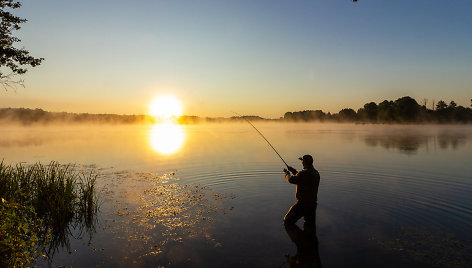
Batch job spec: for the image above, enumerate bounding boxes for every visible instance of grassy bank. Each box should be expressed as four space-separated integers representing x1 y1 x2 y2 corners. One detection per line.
0 161 99 267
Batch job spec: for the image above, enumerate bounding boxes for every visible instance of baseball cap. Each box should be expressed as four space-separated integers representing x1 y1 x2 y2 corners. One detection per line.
298 154 313 165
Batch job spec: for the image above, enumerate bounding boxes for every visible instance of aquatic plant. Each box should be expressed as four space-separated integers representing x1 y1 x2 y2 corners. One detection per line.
0 161 100 264
76 171 99 229
0 196 50 267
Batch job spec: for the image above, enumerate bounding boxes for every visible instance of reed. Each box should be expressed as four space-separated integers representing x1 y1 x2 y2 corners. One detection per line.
77 171 99 229
0 161 99 265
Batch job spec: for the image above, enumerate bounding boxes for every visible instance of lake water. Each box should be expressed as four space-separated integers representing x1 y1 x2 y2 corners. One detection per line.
1 123 472 267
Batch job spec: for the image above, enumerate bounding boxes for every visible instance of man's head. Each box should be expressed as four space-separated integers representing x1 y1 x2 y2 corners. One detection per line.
298 154 314 168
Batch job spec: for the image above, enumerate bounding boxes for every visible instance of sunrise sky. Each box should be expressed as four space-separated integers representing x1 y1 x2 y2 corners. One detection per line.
1 0 471 118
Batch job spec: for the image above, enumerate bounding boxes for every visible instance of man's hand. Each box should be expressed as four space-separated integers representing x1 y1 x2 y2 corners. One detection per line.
287 166 297 174
283 168 289 175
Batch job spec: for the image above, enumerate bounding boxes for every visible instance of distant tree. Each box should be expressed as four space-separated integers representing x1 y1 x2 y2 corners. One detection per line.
308 110 326 121
338 108 357 121
285 110 326 121
435 100 450 122
377 100 395 122
436 100 447 110
0 0 43 89
363 102 378 122
393 96 420 122
284 112 294 120
448 101 457 109
326 112 332 119
452 105 470 122
299 110 325 121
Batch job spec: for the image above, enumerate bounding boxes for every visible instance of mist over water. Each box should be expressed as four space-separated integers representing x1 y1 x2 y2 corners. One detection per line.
1 122 472 267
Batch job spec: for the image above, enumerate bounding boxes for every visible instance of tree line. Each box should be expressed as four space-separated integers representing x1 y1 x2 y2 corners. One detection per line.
284 96 472 123
2 96 471 125
0 108 155 125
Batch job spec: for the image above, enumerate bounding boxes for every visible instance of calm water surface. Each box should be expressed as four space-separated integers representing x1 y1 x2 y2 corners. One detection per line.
1 123 472 267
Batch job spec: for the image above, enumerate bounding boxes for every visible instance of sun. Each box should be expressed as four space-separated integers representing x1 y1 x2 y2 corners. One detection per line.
149 95 183 120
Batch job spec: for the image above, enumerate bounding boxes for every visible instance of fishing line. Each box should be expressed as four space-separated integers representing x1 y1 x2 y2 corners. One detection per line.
232 112 289 168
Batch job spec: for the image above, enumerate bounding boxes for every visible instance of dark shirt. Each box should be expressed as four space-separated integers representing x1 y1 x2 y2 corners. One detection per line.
286 167 320 204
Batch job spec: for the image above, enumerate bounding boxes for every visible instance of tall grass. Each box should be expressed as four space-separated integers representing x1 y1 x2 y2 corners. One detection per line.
0 161 99 265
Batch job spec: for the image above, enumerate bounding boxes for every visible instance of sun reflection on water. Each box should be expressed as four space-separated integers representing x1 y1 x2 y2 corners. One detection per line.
149 122 186 155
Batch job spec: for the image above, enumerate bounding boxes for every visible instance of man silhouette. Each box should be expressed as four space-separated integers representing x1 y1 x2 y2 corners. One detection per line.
283 154 320 226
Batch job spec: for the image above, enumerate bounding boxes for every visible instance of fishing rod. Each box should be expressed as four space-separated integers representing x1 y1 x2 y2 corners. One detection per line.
233 112 289 168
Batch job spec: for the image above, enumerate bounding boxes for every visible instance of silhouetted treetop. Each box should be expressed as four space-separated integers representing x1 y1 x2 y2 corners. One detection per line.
338 108 357 121
378 100 395 122
393 96 420 122
358 102 378 122
448 101 457 109
284 110 326 121
436 100 447 110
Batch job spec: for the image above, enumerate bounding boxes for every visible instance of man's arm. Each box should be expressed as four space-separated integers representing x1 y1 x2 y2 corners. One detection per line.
287 166 297 174
285 169 305 184
284 169 294 184
285 173 293 183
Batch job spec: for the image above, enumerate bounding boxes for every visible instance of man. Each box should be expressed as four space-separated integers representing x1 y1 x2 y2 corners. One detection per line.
283 154 320 226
